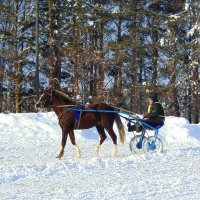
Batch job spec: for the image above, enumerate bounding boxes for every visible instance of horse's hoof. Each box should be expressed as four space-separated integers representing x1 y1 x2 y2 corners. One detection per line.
74 145 81 158
56 154 62 159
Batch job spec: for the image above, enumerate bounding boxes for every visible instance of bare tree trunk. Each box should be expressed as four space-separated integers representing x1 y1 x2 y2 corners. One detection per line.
0 65 4 112
89 65 94 96
74 54 79 96
93 64 98 97
54 1 61 83
188 85 192 123
114 13 122 101
98 23 104 101
138 43 145 113
88 30 95 97
35 0 40 100
151 14 158 87
168 60 180 116
130 11 137 112
7 72 15 112
169 84 180 117
92 29 98 97
191 63 199 123
15 62 22 113
48 0 54 83
14 0 21 113
55 50 62 82
72 6 79 96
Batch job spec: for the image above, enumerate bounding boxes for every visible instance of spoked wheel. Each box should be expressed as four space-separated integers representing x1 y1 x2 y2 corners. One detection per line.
129 135 147 154
143 136 163 154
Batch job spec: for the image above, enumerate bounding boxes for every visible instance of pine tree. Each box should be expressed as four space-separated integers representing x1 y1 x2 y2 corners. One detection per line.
187 0 200 123
0 0 37 112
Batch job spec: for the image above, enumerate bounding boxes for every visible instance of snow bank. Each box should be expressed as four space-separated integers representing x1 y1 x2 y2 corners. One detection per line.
0 112 60 140
0 112 199 144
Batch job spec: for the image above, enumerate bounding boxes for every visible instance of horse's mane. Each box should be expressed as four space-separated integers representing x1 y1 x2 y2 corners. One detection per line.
54 90 74 103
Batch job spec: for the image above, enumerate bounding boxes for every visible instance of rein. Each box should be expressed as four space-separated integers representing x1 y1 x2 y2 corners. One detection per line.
57 104 75 121
110 104 137 115
57 104 76 108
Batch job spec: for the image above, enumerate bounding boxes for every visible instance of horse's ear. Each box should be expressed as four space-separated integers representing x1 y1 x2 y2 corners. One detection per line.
49 78 61 90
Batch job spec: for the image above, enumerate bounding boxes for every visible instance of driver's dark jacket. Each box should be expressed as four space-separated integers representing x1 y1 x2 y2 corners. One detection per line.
145 102 165 123
127 102 165 132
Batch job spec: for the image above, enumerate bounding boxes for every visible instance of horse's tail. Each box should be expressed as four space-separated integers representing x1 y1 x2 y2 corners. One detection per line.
115 114 126 144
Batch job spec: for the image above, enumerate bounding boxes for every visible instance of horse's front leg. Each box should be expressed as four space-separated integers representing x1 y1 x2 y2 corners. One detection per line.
56 129 68 159
69 130 81 158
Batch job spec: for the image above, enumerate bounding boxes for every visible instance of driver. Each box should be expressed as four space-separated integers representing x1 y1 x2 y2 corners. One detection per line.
128 92 165 132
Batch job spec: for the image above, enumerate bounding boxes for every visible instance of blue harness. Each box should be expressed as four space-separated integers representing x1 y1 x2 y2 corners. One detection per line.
75 103 84 120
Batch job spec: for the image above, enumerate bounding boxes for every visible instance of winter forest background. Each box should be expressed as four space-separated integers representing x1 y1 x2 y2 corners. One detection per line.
0 0 199 123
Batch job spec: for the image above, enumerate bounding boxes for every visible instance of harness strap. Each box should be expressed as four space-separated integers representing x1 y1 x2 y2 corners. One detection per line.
76 109 83 129
57 110 68 121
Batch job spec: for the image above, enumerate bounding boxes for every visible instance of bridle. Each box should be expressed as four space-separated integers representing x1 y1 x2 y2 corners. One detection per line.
36 90 53 109
44 91 53 108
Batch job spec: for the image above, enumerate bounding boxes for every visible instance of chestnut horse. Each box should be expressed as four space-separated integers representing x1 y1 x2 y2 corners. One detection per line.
35 88 125 158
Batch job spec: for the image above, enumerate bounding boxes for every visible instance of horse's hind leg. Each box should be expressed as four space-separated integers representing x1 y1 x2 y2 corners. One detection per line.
69 130 81 158
105 127 118 158
94 125 107 156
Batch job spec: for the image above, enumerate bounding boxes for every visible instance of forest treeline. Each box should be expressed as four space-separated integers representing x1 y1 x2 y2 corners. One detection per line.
0 0 199 123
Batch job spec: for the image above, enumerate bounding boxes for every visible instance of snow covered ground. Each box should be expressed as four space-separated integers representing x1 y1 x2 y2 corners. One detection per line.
0 112 200 200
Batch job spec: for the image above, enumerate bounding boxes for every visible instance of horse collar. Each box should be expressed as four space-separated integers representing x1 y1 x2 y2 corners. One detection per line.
57 110 68 121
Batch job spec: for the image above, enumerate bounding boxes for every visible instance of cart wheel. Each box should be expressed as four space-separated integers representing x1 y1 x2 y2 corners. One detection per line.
143 136 163 154
129 135 147 154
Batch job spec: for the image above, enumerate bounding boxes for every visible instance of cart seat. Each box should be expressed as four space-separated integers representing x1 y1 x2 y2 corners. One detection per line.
154 122 164 129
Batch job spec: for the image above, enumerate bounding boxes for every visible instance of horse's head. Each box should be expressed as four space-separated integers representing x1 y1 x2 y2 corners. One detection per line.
35 88 74 110
35 88 53 109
